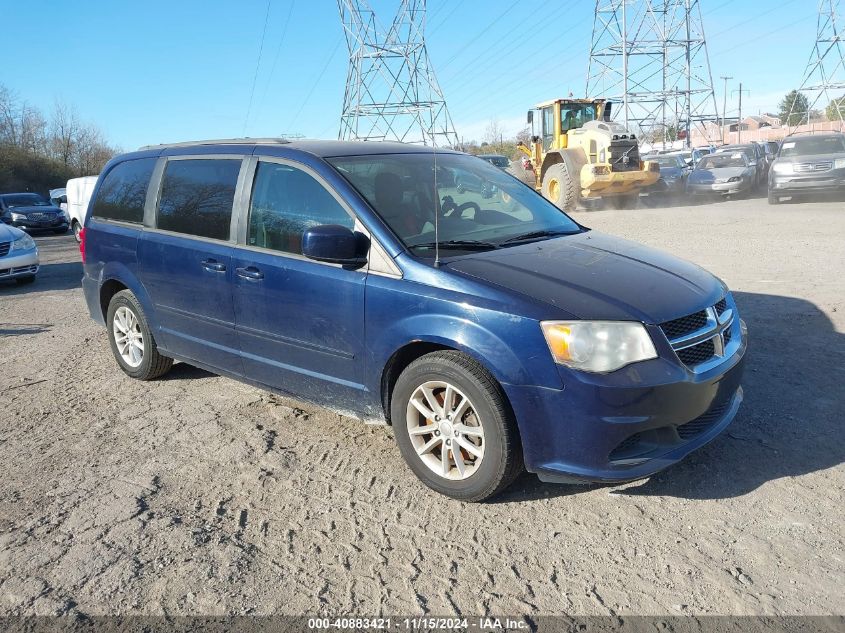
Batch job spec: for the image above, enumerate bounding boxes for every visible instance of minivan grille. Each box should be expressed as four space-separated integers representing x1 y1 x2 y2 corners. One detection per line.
677 339 715 366
659 310 708 340
659 297 738 371
0 242 10 258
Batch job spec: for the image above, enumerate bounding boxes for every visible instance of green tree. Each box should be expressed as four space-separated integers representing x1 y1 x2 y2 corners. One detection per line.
826 95 845 121
779 90 810 126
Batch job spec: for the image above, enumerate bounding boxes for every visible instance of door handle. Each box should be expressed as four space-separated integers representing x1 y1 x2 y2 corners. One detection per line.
201 259 226 272
236 266 264 280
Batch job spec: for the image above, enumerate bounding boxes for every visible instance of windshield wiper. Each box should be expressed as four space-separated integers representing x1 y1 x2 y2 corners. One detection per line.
408 239 500 251
499 229 578 245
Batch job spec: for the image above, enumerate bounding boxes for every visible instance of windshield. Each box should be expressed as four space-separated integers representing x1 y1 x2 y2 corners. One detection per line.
328 153 583 256
780 136 845 157
697 154 747 169
2 193 50 208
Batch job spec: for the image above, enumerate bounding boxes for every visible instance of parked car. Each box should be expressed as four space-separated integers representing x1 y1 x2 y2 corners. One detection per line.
452 165 496 198
81 139 746 501
477 154 511 170
0 223 39 284
686 152 756 197
0 193 69 234
640 154 690 202
714 144 765 188
66 175 99 241
768 132 845 204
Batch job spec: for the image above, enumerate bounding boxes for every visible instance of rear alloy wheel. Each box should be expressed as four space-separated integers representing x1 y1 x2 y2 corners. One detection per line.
107 290 173 380
392 351 523 502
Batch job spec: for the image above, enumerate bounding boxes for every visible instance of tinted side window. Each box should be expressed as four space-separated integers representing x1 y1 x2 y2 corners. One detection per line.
247 162 353 255
91 158 156 223
157 159 241 240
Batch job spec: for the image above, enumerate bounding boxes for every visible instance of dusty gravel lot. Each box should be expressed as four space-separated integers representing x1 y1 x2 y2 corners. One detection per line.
0 196 843 618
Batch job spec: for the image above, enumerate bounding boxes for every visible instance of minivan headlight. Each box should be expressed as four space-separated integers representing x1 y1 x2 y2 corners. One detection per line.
540 321 657 373
835 158 845 169
11 232 36 251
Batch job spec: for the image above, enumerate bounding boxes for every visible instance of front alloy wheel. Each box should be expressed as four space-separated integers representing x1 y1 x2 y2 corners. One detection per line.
392 351 523 502
406 380 485 480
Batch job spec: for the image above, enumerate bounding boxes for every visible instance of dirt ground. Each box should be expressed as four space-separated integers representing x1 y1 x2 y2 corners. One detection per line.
0 196 843 618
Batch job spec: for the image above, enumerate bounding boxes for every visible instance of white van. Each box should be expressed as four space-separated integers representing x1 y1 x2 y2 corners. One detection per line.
66 176 98 242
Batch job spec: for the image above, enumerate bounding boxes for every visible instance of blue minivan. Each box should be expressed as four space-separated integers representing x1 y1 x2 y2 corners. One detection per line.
81 139 746 501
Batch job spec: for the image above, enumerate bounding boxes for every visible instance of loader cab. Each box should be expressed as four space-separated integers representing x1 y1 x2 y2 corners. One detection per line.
528 99 609 152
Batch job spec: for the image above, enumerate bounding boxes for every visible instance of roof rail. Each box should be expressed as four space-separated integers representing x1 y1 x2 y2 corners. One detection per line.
138 137 294 150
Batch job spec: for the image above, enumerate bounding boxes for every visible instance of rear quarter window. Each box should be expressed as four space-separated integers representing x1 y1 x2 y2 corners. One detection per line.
91 158 156 223
156 159 241 240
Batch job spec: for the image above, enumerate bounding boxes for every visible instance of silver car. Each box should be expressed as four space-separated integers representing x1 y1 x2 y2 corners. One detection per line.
768 133 845 204
686 152 756 197
0 223 39 285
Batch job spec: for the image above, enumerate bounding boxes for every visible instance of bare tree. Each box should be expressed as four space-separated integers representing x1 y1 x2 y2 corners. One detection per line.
49 100 83 167
483 119 504 146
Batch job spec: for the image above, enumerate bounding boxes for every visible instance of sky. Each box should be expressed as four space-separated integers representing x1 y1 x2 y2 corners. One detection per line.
1 0 820 151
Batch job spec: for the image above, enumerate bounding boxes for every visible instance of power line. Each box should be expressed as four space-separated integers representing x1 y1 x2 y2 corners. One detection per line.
289 36 343 130
436 3 521 73
242 0 272 136
256 0 297 122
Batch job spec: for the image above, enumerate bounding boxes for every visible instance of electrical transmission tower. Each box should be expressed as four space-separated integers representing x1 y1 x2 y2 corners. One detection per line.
586 0 719 147
338 0 459 147
791 0 845 126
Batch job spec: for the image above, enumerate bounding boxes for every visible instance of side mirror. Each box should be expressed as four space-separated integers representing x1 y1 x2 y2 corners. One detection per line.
526 110 533 125
301 224 368 267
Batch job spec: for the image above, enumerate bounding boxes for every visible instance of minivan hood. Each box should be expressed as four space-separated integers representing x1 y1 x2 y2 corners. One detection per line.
445 231 722 323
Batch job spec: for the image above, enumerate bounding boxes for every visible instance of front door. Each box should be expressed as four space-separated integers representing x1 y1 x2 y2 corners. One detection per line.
138 157 244 374
232 159 367 408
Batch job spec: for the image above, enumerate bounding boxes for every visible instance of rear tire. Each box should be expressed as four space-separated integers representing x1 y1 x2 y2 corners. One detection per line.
391 351 523 502
107 290 173 380
541 162 579 211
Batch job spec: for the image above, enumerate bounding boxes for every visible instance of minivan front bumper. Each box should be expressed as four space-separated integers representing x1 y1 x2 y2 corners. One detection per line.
503 326 747 484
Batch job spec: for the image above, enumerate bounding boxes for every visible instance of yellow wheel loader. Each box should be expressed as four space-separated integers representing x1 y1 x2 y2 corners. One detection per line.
516 98 659 210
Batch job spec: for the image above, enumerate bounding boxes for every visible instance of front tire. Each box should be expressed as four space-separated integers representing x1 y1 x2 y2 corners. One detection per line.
767 191 780 205
107 290 173 380
541 162 579 211
15 275 35 285
53 227 69 235
72 220 83 242
391 351 523 502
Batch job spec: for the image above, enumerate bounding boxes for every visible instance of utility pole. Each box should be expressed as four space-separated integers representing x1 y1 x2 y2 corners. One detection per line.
732 83 750 144
720 75 733 145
